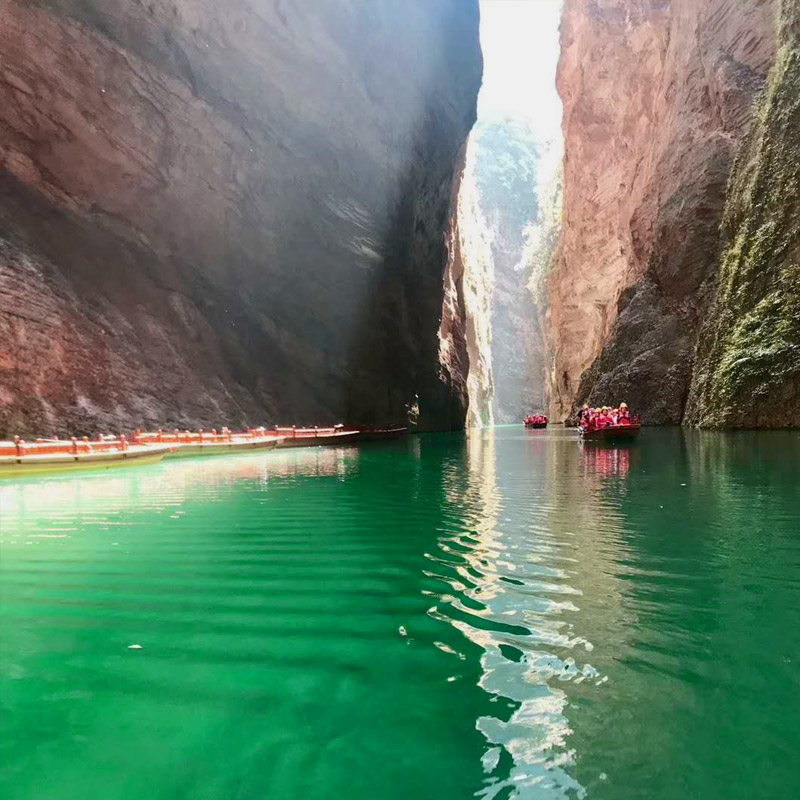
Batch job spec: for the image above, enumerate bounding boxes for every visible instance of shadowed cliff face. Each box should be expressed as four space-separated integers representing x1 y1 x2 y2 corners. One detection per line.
0 0 481 436
686 1 800 428
550 0 780 424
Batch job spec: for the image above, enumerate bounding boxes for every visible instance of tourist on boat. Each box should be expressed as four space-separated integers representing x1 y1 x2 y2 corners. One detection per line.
577 404 590 426
579 402 636 433
524 413 548 427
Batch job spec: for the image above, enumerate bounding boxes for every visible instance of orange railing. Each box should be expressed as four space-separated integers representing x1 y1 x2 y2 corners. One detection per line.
131 427 279 445
0 435 131 457
274 426 354 439
2 425 351 456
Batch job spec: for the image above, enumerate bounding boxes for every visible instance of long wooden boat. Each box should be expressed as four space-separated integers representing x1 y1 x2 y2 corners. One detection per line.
579 423 641 442
274 425 409 447
134 428 283 458
274 426 361 448
524 422 548 429
0 436 171 477
352 425 408 442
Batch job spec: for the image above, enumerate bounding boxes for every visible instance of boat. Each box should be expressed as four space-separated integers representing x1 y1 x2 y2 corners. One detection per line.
523 414 548 429
579 423 641 442
274 426 361 448
133 428 283 458
274 425 409 447
351 425 408 442
0 436 172 477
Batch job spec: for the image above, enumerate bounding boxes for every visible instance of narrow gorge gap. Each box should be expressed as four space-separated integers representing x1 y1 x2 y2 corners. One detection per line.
458 0 564 427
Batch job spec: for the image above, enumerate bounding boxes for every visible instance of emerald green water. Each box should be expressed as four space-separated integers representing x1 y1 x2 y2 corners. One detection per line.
1 427 798 800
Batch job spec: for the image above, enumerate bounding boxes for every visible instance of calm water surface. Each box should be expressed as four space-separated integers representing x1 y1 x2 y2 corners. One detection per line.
1 427 798 800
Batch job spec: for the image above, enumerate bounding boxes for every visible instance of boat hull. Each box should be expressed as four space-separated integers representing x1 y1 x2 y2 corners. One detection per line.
167 437 282 458
524 423 548 429
277 432 361 449
579 424 641 442
353 427 408 442
0 445 171 477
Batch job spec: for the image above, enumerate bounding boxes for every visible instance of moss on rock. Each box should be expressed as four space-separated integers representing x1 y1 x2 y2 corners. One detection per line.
686 0 800 428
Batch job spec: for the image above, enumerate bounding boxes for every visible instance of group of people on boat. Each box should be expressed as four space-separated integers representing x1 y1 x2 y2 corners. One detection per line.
524 414 548 427
577 403 634 431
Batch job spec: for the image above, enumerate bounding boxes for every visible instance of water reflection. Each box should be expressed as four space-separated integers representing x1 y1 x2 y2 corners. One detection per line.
426 428 633 798
2 428 798 800
579 443 631 480
0 448 359 540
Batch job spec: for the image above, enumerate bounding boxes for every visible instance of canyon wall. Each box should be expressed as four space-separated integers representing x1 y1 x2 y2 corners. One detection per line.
550 0 782 424
686 1 800 427
471 119 545 423
439 139 495 429
0 0 481 436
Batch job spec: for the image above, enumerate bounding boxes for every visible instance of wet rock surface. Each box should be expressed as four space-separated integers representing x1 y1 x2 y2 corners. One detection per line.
0 0 481 436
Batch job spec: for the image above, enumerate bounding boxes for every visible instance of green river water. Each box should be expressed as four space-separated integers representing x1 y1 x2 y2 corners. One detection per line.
1 426 798 800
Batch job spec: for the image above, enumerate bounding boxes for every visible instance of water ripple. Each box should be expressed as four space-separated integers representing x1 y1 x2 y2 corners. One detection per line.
1 429 799 800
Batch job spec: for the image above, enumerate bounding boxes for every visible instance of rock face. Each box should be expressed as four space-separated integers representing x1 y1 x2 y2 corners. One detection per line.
550 0 781 424
471 118 545 424
439 141 495 429
0 0 481 436
686 1 800 428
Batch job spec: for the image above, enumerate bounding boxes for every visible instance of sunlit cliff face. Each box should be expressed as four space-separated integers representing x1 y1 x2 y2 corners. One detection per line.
549 0 781 424
439 139 495 430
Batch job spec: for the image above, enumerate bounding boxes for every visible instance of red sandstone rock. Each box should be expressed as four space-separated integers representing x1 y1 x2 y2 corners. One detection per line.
550 0 779 423
0 0 481 436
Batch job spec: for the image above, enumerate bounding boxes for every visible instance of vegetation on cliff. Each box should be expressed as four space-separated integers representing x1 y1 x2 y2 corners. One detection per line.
687 1 800 427
550 0 779 426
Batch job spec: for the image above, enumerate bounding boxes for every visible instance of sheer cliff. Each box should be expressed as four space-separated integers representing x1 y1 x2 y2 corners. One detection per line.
439 140 495 430
0 0 481 436
686 1 800 428
550 0 781 425
471 118 546 424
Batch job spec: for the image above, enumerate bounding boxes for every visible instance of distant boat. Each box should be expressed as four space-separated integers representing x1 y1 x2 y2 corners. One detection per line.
134 429 283 458
579 424 641 442
0 436 171 477
523 414 548 428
